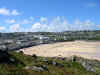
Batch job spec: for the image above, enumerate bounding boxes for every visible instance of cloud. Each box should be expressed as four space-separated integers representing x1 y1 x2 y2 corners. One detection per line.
9 24 21 32
40 17 48 23
31 22 41 32
96 25 100 29
0 8 10 15
48 16 69 32
22 19 30 24
72 19 94 31
0 26 6 32
26 16 95 32
0 16 96 32
11 10 20 16
29 16 34 21
21 16 34 24
30 16 69 32
6 19 16 23
0 8 20 16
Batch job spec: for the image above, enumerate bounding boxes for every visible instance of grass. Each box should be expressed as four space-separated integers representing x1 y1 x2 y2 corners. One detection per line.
0 51 99 75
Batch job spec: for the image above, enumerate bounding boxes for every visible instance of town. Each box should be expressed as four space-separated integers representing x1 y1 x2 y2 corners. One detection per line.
0 30 99 51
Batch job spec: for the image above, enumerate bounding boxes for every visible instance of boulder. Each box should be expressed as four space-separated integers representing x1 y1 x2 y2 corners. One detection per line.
0 50 10 63
32 54 37 59
9 58 15 62
81 61 96 73
19 51 24 54
56 62 64 67
52 61 57 66
41 64 48 71
25 66 45 72
32 66 44 72
41 58 48 62
52 61 64 67
72 56 77 62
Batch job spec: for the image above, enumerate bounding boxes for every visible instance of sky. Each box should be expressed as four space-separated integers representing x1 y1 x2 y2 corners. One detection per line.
0 0 100 32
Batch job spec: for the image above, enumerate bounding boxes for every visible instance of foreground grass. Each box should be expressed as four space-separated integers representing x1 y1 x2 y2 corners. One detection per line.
0 51 100 75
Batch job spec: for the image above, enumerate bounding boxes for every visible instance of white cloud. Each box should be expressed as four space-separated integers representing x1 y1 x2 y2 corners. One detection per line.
96 25 100 28
9 24 21 32
33 22 41 27
84 20 94 26
31 22 41 32
0 8 10 15
0 8 20 16
29 16 34 21
6 19 16 23
30 16 69 32
74 19 81 25
0 26 6 31
72 19 94 31
40 17 48 23
11 10 20 16
48 16 69 32
0 26 6 32
29 16 95 32
22 19 30 24
21 17 34 24
0 16 96 32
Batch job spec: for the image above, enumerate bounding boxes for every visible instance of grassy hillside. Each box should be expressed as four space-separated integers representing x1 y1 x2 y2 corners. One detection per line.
0 51 100 75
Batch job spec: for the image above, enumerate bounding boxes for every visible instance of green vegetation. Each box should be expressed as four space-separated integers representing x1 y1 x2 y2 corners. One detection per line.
88 37 100 40
0 51 100 75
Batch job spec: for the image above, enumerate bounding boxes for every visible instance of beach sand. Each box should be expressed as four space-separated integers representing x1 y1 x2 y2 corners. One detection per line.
19 41 100 60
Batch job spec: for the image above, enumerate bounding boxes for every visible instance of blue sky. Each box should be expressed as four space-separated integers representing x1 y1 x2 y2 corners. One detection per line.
0 0 100 32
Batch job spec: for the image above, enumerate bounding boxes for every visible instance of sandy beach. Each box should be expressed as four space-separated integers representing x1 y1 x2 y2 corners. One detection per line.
19 41 100 60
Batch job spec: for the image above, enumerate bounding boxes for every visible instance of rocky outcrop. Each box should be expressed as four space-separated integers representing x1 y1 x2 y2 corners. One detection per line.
0 50 10 62
25 64 48 72
71 56 96 73
81 61 96 72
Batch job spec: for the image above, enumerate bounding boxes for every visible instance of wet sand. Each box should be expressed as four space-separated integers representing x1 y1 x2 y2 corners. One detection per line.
19 41 100 60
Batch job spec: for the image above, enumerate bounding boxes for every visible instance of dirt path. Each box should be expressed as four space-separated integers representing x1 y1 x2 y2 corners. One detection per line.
19 41 100 60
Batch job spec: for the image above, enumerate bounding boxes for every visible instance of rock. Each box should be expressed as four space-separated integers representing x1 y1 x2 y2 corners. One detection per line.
81 61 96 73
52 61 57 66
52 61 64 67
25 65 48 72
0 50 10 63
19 51 24 54
41 64 48 71
9 58 15 62
32 66 44 72
56 63 64 67
72 56 77 62
25 66 44 72
73 56 96 73
47 60 52 65
0 45 7 51
41 58 48 62
60 58 65 60
24 66 32 70
32 54 37 59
